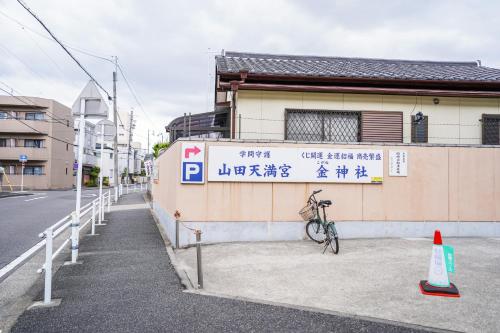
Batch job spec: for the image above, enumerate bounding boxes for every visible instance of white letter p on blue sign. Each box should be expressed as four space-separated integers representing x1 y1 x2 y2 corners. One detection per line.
182 162 203 183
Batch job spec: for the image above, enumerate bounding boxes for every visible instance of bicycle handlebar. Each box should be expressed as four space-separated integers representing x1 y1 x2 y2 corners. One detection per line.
308 189 322 205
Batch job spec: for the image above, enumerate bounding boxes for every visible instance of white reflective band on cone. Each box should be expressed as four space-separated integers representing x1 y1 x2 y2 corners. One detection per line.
428 244 450 287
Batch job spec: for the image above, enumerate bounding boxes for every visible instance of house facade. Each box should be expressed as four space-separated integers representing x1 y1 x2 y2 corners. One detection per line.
215 52 500 145
0 96 74 190
154 51 500 247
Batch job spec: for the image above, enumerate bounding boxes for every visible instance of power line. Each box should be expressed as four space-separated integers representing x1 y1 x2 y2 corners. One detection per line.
117 63 159 129
16 0 112 99
0 8 113 62
0 80 70 127
0 87 76 146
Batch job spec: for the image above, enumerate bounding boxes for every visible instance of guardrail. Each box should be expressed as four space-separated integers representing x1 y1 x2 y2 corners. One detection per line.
0 184 146 306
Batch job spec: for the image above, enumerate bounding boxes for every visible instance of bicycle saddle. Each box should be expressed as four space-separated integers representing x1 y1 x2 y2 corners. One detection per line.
318 200 332 207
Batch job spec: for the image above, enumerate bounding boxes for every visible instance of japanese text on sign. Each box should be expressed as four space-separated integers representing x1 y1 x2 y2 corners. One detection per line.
207 146 384 183
389 150 408 177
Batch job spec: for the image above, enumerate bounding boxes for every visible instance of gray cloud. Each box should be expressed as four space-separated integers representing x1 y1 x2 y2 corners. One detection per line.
1 0 499 148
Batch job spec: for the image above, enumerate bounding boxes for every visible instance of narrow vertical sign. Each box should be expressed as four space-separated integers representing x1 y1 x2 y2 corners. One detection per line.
389 150 408 176
181 142 205 184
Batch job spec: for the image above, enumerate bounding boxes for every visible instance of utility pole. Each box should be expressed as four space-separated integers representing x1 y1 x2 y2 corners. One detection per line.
126 109 134 184
113 56 119 189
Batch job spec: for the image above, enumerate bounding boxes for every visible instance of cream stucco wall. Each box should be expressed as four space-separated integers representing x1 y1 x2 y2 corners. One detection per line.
235 91 500 144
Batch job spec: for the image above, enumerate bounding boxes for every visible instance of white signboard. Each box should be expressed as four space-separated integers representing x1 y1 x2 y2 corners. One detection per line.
181 142 205 184
208 146 383 183
144 160 153 177
389 150 408 176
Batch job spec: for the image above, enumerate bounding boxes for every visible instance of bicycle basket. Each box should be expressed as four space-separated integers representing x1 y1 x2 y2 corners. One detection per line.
299 204 316 221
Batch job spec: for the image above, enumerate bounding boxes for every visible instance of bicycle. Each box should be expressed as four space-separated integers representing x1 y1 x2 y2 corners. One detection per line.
299 189 339 254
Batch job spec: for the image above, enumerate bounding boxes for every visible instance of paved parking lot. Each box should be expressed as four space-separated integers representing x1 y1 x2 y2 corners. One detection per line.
176 237 500 332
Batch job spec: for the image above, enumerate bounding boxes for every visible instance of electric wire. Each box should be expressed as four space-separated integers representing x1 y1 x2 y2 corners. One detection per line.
16 0 112 99
0 87 77 146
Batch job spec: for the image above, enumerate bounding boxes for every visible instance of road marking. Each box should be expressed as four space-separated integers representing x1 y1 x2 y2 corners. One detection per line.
24 196 48 202
82 194 97 198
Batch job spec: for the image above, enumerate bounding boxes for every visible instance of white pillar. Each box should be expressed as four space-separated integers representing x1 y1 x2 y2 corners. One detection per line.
43 227 53 304
98 123 105 223
73 108 85 263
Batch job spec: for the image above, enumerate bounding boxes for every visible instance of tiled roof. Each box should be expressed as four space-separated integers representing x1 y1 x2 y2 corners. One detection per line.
216 52 500 82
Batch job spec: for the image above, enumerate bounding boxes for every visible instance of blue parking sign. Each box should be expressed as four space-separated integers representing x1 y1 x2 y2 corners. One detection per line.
182 162 203 183
181 142 205 184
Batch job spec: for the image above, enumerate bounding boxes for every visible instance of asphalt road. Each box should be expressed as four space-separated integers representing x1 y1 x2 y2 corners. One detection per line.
11 193 432 333
0 188 103 269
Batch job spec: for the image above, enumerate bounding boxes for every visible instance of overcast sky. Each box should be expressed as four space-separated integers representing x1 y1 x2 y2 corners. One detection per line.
1 0 499 149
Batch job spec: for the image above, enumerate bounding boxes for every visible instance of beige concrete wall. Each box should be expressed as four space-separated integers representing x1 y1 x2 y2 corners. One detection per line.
153 140 500 223
235 91 500 144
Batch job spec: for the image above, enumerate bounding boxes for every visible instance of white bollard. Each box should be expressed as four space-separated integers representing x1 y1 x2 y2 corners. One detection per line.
114 186 118 203
140 183 143 191
43 227 53 304
98 198 102 225
107 189 111 212
126 184 129 194
100 194 105 221
91 200 96 235
70 212 79 263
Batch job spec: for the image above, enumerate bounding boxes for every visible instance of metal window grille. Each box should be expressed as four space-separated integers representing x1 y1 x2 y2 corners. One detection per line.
411 115 428 143
285 109 360 142
482 114 500 145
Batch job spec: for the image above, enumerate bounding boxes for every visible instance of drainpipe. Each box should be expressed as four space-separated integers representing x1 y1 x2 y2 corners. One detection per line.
229 70 249 139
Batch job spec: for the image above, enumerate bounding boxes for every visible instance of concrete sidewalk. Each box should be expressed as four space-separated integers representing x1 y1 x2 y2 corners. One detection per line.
10 193 435 332
176 238 500 333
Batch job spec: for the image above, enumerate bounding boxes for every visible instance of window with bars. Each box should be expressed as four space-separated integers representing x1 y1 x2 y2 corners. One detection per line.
482 114 500 145
285 109 360 142
411 115 428 143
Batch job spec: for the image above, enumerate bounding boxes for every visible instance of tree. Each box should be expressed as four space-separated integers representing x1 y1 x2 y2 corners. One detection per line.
153 142 170 158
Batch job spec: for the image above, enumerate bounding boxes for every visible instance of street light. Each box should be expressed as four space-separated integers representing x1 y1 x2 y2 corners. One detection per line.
71 80 109 263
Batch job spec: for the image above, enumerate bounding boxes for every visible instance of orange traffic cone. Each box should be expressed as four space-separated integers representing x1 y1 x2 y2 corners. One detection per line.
419 230 460 297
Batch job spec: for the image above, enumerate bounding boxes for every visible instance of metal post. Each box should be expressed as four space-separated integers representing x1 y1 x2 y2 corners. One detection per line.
98 195 102 225
115 186 118 202
21 161 25 192
70 211 78 263
113 64 119 211
43 227 53 304
126 184 129 194
196 230 203 289
238 113 241 139
140 183 143 191
98 123 105 224
175 219 179 249
75 102 85 262
107 189 111 212
91 200 96 235
100 192 105 221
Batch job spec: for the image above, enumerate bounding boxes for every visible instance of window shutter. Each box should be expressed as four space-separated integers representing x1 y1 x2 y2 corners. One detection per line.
360 111 403 143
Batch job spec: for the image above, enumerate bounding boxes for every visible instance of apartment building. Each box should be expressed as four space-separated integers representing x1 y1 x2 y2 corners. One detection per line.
0 96 74 190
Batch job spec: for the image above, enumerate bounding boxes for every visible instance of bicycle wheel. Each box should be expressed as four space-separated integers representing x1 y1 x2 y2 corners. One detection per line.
327 223 339 254
306 220 326 244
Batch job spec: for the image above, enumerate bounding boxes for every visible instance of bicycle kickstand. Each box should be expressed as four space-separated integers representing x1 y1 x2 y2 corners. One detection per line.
322 239 330 254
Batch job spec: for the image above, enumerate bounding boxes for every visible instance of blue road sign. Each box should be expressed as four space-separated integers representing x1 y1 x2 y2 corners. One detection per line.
182 162 203 183
19 154 28 163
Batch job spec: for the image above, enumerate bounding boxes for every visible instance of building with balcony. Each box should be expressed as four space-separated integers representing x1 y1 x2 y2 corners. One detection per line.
0 96 74 190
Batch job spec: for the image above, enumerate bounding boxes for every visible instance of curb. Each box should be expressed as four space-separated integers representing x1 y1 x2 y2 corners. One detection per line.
147 200 194 291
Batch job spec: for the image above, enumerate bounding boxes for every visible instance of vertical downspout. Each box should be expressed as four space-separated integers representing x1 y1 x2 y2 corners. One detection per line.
230 81 239 139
